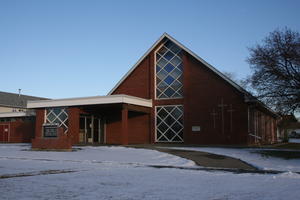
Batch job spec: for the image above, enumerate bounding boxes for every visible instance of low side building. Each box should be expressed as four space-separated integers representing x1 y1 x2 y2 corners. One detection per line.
0 91 47 142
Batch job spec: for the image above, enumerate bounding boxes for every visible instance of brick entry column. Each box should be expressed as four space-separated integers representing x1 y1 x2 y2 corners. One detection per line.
121 104 128 145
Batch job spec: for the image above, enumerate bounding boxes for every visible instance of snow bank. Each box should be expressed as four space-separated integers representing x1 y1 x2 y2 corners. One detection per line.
0 144 195 174
1 144 300 200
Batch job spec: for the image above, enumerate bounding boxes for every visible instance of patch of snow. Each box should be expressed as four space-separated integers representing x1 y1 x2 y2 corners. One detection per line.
1 164 300 200
276 171 300 179
0 144 195 168
1 144 300 200
289 138 300 143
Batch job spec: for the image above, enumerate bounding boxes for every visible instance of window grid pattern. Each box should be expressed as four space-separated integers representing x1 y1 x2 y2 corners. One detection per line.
156 105 184 142
46 107 68 133
156 40 183 99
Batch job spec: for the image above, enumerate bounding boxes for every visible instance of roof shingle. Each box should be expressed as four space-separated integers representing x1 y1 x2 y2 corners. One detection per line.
0 91 48 108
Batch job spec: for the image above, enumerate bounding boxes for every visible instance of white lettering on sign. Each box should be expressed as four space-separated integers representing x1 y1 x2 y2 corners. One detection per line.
192 126 200 132
43 125 58 138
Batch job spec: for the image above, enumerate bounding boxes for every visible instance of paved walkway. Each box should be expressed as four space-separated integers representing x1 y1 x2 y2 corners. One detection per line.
130 145 257 171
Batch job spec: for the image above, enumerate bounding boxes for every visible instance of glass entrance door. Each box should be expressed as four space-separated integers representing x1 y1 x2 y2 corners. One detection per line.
79 117 85 143
86 117 92 143
93 117 99 143
79 115 104 144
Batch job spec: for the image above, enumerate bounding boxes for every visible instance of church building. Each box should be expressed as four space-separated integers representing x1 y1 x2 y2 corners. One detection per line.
27 33 278 150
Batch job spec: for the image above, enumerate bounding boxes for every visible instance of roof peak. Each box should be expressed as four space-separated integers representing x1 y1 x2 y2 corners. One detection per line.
108 33 245 95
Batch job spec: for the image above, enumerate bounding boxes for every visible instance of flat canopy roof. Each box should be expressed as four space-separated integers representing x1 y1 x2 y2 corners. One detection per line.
27 95 152 108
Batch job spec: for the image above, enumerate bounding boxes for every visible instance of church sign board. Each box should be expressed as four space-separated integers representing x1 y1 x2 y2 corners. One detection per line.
43 123 58 138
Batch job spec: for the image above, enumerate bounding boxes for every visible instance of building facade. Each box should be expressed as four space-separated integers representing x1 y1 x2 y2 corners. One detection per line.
27 33 278 149
0 91 47 142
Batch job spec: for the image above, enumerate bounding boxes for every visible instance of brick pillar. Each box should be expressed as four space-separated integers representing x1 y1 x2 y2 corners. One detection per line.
149 52 155 144
182 52 190 144
68 107 80 145
34 109 45 138
121 104 128 145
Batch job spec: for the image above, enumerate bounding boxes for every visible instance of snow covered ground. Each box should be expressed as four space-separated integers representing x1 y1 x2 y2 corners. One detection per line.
1 144 300 200
289 138 300 143
163 146 300 172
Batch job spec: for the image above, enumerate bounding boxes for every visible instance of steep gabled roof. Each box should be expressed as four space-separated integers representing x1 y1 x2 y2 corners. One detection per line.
0 91 48 108
108 33 247 95
107 33 278 117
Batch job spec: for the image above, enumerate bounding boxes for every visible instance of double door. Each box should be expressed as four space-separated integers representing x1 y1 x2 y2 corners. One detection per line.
79 115 104 144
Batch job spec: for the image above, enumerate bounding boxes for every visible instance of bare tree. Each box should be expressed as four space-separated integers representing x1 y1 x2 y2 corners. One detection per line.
247 28 300 114
222 71 253 93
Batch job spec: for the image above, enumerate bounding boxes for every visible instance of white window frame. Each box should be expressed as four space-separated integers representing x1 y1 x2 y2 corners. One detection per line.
154 41 184 100
45 107 69 133
155 105 184 143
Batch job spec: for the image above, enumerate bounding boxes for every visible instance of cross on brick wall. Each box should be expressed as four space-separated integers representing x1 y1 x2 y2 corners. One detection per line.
218 98 227 135
210 109 218 128
227 104 235 133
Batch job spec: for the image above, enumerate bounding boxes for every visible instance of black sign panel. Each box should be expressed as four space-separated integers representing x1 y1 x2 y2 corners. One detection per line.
43 124 58 138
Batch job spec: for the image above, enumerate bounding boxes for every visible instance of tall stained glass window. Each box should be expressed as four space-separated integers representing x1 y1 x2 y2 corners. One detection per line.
156 39 183 99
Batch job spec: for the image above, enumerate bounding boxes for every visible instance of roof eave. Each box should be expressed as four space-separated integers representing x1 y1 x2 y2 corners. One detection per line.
0 103 26 109
0 111 35 118
245 96 280 118
27 95 152 109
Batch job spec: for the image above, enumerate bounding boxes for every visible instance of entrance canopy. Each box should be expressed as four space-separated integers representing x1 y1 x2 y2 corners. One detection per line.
27 95 152 109
29 95 152 146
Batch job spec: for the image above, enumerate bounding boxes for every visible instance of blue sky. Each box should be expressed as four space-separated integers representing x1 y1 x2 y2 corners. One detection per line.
0 0 299 99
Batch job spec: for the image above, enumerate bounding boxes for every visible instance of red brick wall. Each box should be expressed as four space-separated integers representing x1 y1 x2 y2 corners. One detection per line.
111 49 154 144
32 127 72 150
105 110 150 145
247 108 277 145
128 112 150 144
105 111 122 144
10 121 35 142
68 107 80 144
32 108 78 148
111 39 252 145
183 53 249 144
113 56 151 99
0 120 35 143
35 109 45 138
